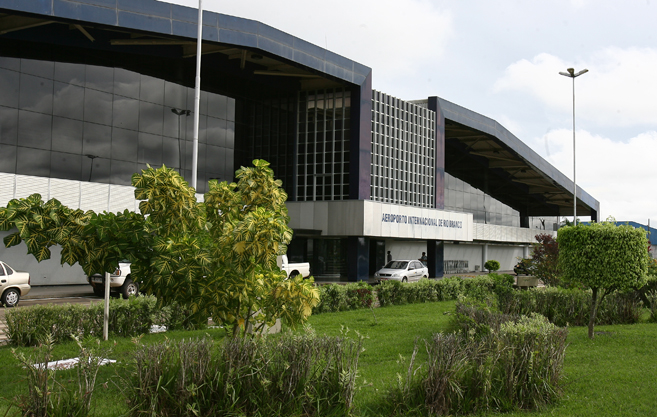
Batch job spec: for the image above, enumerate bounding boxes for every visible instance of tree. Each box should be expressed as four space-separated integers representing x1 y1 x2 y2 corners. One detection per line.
531 233 560 287
558 220 649 339
0 160 319 337
484 260 500 272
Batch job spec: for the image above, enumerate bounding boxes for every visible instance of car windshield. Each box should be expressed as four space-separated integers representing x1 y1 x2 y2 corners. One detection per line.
384 261 408 270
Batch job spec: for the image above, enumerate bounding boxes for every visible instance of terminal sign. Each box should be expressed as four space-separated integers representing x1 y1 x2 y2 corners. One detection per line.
381 213 463 229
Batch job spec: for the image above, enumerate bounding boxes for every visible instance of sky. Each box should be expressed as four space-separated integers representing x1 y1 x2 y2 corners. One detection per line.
165 0 657 224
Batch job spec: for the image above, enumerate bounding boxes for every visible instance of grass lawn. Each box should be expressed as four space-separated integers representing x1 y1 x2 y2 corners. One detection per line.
1 301 656 416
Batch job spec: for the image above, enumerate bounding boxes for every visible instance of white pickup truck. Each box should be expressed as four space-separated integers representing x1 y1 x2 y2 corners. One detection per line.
88 261 139 299
277 255 311 279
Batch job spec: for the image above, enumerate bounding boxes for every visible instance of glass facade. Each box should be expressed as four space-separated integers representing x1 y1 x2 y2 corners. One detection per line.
0 56 235 193
296 89 351 201
444 172 520 227
370 91 435 208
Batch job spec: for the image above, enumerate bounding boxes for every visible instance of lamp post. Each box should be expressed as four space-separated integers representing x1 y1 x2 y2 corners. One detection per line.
559 67 588 225
171 108 191 176
85 154 99 182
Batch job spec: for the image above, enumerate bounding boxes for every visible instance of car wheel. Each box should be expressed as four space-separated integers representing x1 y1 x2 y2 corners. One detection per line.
120 279 139 299
92 285 105 297
402 277 408 283
2 288 20 307
289 270 300 279
423 275 428 279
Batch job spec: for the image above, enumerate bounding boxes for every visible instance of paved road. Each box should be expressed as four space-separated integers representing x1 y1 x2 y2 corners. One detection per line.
0 285 99 344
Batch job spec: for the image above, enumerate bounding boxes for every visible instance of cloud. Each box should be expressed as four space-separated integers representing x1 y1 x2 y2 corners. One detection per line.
493 47 657 129
530 128 657 222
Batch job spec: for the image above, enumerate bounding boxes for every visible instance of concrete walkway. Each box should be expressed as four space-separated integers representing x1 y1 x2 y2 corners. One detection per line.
24 285 95 300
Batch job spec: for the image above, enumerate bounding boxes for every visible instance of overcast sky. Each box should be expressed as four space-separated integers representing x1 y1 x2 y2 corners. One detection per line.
166 0 657 224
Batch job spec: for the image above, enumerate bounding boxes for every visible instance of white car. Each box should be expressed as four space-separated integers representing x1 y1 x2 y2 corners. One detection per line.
0 260 31 307
88 261 139 299
375 260 429 283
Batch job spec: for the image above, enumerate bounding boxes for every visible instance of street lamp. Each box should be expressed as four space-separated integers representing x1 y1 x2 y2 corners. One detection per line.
85 154 99 182
171 108 191 175
559 67 588 225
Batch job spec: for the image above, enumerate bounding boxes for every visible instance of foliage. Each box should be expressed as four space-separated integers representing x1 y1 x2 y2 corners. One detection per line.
9 334 109 417
558 220 650 338
484 259 500 272
313 282 375 314
387 314 568 415
0 160 320 337
4 296 182 347
121 332 363 416
532 233 560 286
499 287 643 327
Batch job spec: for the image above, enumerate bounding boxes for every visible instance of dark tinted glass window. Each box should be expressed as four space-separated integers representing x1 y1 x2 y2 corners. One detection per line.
0 57 19 71
54 62 85 86
84 89 112 125
114 68 140 99
17 146 50 176
51 151 82 181
0 68 19 108
86 65 113 93
140 74 164 105
53 82 84 120
18 110 51 150
206 116 226 147
85 156 110 183
110 159 138 185
21 59 53 79
0 144 16 173
139 102 163 135
83 122 111 159
52 117 83 154
138 132 162 165
164 81 186 109
112 96 139 131
111 127 139 161
19 74 53 114
0 107 18 145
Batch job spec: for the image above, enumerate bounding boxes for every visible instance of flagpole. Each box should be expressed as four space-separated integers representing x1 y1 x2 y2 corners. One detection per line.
191 0 202 189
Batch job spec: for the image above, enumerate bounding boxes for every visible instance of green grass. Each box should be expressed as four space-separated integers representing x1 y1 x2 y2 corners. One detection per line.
1 302 657 416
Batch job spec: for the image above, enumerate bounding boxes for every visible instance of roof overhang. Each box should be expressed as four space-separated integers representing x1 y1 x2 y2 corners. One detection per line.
436 97 600 218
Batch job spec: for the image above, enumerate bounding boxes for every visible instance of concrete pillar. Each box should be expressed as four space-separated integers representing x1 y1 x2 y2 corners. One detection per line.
482 243 489 272
523 245 530 259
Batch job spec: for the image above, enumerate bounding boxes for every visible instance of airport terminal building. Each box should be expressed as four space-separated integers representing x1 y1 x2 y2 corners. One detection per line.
0 0 599 284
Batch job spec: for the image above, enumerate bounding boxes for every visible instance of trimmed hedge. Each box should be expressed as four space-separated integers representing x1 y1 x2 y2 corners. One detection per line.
312 281 375 314
498 287 642 326
5 296 187 346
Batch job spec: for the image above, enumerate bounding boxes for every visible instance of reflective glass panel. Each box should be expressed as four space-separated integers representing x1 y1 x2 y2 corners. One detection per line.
112 95 139 131
111 128 139 162
0 57 19 71
138 132 162 165
53 81 84 120
18 110 52 150
83 122 111 159
54 62 85 86
110 160 138 185
139 102 163 135
85 156 110 183
19 73 53 114
86 65 114 93
140 74 164 105
0 68 19 108
16 146 50 176
0 106 18 145
0 144 17 173
206 116 226 147
114 68 140 99
21 59 53 79
52 117 83 154
84 89 112 125
51 151 82 181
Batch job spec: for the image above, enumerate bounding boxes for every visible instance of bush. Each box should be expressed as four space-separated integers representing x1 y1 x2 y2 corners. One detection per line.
498 287 643 327
5 296 187 346
312 282 375 314
484 259 500 272
122 332 363 416
388 314 568 415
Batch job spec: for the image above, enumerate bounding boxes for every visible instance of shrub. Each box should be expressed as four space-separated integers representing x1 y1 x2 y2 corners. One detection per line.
312 282 375 314
388 314 568 415
484 259 500 272
532 233 560 286
449 295 518 337
4 296 185 346
121 332 363 416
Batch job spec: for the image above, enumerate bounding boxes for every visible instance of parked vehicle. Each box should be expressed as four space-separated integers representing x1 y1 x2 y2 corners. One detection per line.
88 261 139 299
0 260 31 307
277 255 311 279
375 260 428 283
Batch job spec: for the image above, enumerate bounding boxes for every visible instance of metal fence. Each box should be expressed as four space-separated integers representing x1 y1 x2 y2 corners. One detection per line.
444 260 469 274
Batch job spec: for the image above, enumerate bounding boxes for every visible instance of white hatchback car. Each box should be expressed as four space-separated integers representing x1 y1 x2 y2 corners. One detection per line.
0 260 31 307
375 260 429 283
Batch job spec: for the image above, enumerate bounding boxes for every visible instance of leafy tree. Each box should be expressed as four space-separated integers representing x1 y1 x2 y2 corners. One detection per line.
558 220 649 338
531 233 560 286
0 160 319 337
